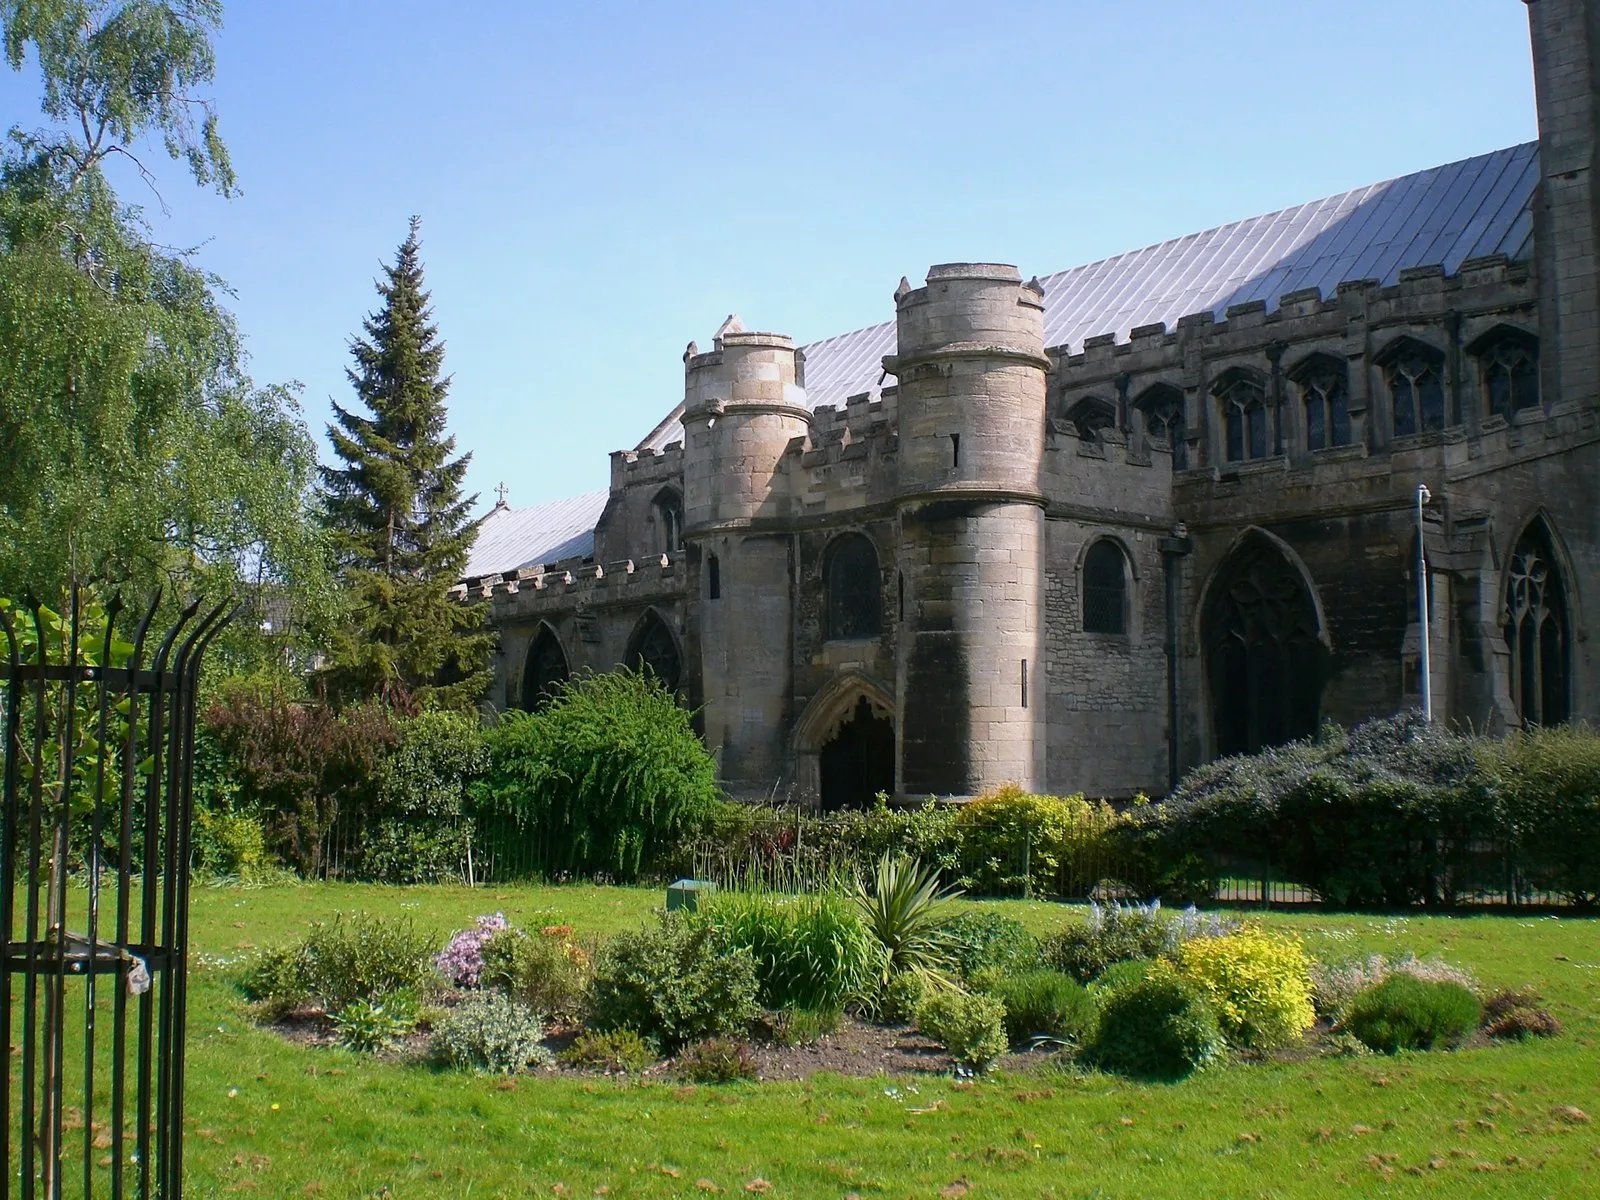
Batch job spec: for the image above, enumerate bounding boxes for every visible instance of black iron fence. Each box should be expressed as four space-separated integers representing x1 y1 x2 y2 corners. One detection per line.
1 589 232 1199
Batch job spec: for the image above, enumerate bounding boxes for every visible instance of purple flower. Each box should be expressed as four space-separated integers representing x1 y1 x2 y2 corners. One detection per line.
435 913 510 987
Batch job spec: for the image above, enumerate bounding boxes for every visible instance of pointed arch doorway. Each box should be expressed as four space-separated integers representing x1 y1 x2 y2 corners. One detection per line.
1203 532 1330 757
794 672 896 811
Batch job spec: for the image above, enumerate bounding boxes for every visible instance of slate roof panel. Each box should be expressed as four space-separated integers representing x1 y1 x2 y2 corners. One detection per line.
462 489 610 579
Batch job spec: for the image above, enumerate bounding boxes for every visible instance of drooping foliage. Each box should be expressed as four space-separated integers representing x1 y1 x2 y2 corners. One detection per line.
0 3 334 667
318 217 491 710
472 669 720 881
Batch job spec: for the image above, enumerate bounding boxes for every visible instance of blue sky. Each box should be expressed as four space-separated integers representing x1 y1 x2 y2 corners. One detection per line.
2 1 1538 515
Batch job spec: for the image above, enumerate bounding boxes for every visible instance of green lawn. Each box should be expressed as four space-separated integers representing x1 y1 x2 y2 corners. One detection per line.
174 884 1599 1198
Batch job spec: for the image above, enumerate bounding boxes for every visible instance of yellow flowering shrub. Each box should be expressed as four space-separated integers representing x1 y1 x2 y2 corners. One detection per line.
1175 924 1315 1049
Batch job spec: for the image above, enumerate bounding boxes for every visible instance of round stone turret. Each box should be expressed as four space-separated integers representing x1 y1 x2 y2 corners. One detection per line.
887 263 1049 501
681 316 811 530
890 265 1049 796
679 316 809 801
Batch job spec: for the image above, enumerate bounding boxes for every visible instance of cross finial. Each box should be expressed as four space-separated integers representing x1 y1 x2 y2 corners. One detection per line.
494 482 509 507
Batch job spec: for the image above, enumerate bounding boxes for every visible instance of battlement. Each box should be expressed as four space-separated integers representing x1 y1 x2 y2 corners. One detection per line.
1049 255 1533 369
610 442 685 489
453 551 685 610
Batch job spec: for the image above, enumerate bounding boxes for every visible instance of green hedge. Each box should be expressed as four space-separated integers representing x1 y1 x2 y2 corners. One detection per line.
1146 713 1600 907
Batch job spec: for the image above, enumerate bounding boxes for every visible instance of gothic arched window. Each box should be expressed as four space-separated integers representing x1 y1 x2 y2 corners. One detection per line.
627 610 682 692
653 489 684 555
1204 537 1327 756
1135 384 1186 469
521 626 569 711
825 533 882 640
1082 540 1128 634
1290 353 1351 451
1380 339 1446 436
1214 371 1269 463
1064 395 1117 442
1471 327 1540 421
1504 523 1569 727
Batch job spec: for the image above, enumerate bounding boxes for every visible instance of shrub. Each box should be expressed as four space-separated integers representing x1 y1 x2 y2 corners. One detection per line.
878 971 929 1024
1087 970 1224 1080
332 992 419 1054
192 807 274 882
853 854 961 983
1088 958 1151 996
435 913 511 989
702 891 879 1012
1309 953 1480 1020
675 1037 757 1083
1344 974 1481 1054
1489 726 1600 905
942 911 1040 980
915 988 1008 1071
1480 987 1562 1041
956 785 1124 896
558 1029 657 1073
434 992 552 1073
205 690 397 876
356 710 490 884
245 912 434 1013
1040 900 1174 983
589 912 760 1051
1175 925 1315 1049
982 970 1097 1046
471 669 721 880
479 924 591 1020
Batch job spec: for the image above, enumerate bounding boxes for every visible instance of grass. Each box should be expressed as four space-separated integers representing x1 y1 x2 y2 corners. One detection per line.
166 885 1600 1196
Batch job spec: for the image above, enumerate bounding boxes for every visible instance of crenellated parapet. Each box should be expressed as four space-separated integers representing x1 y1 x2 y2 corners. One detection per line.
609 442 685 490
1048 253 1540 484
454 552 686 617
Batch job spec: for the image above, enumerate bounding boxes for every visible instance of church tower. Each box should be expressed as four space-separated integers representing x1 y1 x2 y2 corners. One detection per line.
680 319 811 796
887 264 1050 795
1527 0 1600 410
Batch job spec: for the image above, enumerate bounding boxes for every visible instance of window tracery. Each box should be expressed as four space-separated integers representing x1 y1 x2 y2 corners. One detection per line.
1504 525 1568 727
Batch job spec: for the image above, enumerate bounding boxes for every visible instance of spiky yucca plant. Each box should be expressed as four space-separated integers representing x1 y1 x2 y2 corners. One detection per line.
853 853 963 983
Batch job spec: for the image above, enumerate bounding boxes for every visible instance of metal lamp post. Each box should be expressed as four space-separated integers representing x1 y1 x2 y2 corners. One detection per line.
1416 484 1432 722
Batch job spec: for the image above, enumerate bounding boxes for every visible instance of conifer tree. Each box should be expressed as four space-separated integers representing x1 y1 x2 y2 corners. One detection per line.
319 217 492 710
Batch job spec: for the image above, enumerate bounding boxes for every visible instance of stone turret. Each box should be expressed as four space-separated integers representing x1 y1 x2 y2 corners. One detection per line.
681 316 810 797
681 316 811 528
887 264 1049 795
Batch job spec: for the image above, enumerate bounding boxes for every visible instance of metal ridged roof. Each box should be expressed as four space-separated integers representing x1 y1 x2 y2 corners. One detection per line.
463 489 609 579
638 142 1538 452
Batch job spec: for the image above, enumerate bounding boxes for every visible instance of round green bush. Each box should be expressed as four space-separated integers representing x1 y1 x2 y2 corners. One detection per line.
1088 958 1151 996
1344 974 1481 1054
590 913 760 1051
984 970 1097 1046
915 988 1009 1071
1087 972 1224 1080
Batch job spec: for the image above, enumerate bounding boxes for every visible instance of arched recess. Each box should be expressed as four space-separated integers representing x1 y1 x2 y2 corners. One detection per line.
824 532 882 640
1134 382 1187 468
652 487 684 554
1502 515 1572 727
1201 530 1330 757
1077 535 1135 636
625 607 683 692
794 671 896 811
520 623 569 711
1063 395 1117 442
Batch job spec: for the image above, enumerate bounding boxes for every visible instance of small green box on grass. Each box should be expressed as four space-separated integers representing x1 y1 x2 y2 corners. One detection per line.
667 879 715 912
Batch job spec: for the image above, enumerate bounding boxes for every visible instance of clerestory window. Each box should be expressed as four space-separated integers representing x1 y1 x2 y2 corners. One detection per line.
1135 384 1187 469
1290 354 1351 451
1380 340 1446 436
1214 371 1269 463
1471 328 1539 421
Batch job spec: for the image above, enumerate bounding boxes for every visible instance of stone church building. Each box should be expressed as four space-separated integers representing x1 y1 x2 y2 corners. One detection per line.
458 1 1600 808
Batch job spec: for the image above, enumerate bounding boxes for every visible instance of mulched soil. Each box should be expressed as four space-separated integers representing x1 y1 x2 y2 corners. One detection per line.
265 1009 1053 1081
